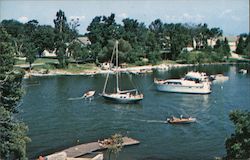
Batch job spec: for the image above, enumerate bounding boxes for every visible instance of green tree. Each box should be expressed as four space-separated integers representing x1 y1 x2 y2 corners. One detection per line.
22 20 39 70
223 38 231 58
1 20 26 56
107 134 123 160
54 10 70 68
149 19 164 50
225 110 250 159
214 39 221 49
22 41 37 71
122 18 139 45
236 36 245 55
0 27 30 160
33 25 55 55
243 34 250 56
68 41 92 63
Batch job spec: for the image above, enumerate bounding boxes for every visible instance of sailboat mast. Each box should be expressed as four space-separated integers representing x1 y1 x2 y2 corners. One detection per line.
102 42 116 94
116 40 119 93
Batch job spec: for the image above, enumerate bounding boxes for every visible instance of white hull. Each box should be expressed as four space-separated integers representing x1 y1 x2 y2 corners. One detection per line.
101 93 143 103
155 80 211 94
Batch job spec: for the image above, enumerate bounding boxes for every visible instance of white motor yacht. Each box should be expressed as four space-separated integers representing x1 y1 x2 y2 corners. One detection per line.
154 71 212 94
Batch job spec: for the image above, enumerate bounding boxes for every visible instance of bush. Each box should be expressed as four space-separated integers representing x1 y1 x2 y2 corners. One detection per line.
225 110 250 159
177 50 225 64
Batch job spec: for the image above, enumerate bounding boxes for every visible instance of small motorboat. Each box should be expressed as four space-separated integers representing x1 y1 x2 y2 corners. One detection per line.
211 74 229 83
239 69 247 74
83 90 95 99
166 116 196 124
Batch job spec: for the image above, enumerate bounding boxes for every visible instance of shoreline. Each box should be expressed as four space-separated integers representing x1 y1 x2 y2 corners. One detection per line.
23 62 238 79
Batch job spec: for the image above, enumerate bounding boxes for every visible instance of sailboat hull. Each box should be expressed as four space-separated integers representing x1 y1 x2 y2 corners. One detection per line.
101 93 143 104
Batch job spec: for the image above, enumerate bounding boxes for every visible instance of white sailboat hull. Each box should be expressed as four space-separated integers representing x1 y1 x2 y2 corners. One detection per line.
154 80 211 94
101 93 143 103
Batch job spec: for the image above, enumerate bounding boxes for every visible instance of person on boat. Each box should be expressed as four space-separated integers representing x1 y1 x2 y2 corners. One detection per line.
180 115 183 119
171 116 176 121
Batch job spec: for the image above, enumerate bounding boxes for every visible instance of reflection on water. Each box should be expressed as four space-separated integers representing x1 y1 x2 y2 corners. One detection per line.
21 64 250 159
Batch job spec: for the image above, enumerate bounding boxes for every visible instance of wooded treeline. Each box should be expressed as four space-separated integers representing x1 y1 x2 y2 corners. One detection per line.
1 10 247 68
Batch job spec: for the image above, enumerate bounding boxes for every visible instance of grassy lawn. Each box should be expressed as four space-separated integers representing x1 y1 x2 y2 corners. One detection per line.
34 58 58 64
15 57 58 65
159 60 178 64
63 63 98 73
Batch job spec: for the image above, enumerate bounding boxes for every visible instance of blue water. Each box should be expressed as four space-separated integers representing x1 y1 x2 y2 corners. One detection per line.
20 64 250 160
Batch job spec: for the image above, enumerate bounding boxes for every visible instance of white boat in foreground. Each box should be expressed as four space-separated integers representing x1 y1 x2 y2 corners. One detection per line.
83 90 95 98
100 41 143 103
154 71 212 94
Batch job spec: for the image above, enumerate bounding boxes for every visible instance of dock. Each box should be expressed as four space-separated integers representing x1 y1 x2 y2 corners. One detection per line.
58 137 139 158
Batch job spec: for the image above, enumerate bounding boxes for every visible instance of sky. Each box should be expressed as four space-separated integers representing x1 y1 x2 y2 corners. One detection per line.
0 0 249 36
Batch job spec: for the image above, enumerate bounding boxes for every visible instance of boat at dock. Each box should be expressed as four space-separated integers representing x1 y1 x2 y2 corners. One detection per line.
100 41 143 103
166 116 196 124
154 71 212 94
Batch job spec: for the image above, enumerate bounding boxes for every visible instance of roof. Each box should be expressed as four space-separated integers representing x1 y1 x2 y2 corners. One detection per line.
76 37 91 45
219 36 238 42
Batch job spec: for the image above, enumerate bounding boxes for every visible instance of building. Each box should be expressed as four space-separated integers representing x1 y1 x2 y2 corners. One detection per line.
207 36 239 53
40 49 57 57
76 36 91 46
223 36 238 53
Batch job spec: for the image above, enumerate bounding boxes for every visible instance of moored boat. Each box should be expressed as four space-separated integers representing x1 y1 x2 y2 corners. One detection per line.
154 71 212 94
211 74 229 83
100 41 143 103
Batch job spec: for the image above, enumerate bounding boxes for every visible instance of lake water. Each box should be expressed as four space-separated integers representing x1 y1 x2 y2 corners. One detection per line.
20 64 250 160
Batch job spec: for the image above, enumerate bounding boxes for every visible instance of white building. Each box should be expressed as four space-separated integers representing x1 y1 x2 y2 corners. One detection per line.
41 49 57 57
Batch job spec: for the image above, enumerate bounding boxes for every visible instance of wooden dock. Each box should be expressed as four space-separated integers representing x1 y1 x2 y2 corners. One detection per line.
60 137 139 158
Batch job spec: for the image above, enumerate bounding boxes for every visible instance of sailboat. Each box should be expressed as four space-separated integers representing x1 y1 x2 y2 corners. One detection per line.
100 41 144 103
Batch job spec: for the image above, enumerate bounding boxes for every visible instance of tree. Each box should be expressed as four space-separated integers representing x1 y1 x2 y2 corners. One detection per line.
22 20 39 70
22 41 37 71
225 110 250 159
243 34 250 56
223 38 231 58
0 27 30 160
33 25 55 55
214 39 221 49
1 20 26 56
165 23 191 60
209 27 223 40
68 41 92 63
244 43 250 57
54 10 71 68
107 134 123 160
236 36 245 55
